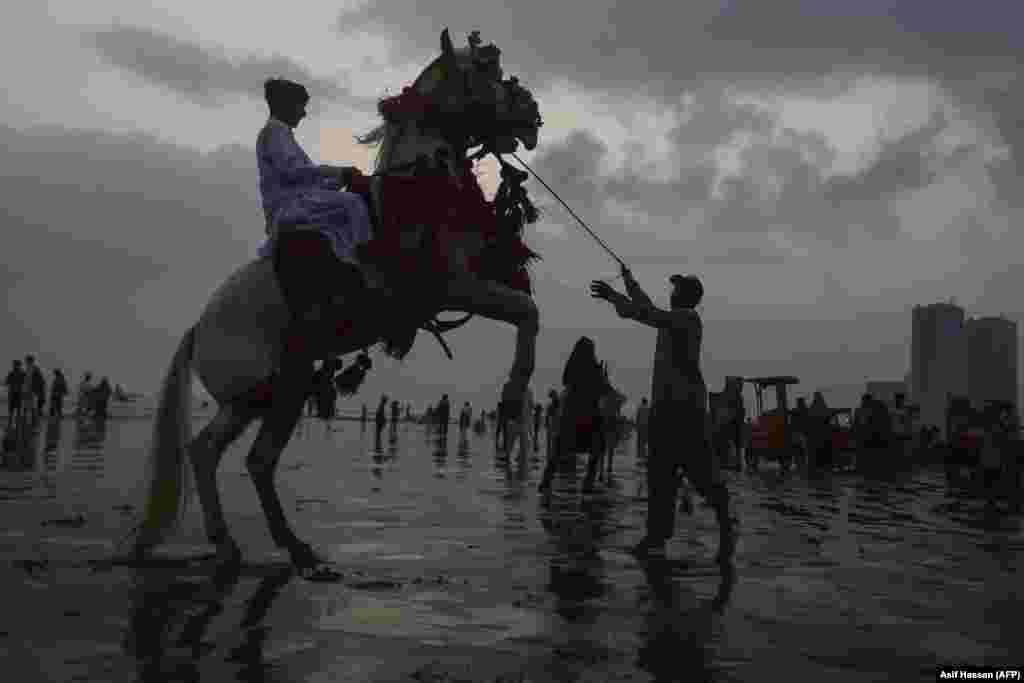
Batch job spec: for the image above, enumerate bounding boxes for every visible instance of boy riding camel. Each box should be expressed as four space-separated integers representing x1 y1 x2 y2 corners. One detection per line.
257 78 377 360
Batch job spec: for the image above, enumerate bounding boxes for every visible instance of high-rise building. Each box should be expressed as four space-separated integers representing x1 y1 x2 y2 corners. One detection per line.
910 303 967 436
965 316 1018 409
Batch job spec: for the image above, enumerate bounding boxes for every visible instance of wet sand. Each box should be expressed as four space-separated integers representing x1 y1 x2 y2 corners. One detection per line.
0 415 1021 682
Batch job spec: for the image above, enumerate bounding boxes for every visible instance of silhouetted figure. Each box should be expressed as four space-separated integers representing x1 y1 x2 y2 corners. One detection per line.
375 395 388 440
360 404 368 426
539 337 609 491
591 269 734 563
437 394 451 438
256 77 372 366
500 386 533 458
978 403 1012 510
49 369 68 418
459 401 472 432
26 356 46 422
891 393 912 456
305 391 317 417
76 372 94 418
533 401 543 448
635 397 650 458
311 357 342 420
4 360 26 426
94 377 113 419
545 389 561 455
791 396 811 464
808 391 831 467
390 399 400 431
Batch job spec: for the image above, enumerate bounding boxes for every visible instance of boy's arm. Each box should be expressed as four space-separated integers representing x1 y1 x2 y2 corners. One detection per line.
262 126 343 187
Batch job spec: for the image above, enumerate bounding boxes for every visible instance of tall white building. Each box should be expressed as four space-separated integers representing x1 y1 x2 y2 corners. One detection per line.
965 316 1018 409
910 302 967 436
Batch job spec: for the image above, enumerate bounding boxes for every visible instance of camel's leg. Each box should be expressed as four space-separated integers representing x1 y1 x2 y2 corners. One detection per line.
443 277 538 398
189 402 257 563
244 359 318 568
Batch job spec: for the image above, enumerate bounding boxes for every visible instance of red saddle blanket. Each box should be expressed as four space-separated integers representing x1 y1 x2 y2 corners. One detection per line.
356 162 532 293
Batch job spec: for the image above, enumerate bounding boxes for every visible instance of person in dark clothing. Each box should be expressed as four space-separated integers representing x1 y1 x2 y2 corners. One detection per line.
375 395 388 440
390 399 401 431
590 269 734 564
25 356 46 421
539 337 610 491
5 360 26 426
49 369 68 418
311 358 342 420
94 377 113 419
437 394 451 438
545 389 561 455
808 391 832 466
791 397 811 464
533 401 543 449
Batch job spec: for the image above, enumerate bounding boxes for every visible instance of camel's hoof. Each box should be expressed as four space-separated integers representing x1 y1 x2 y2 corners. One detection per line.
289 542 338 580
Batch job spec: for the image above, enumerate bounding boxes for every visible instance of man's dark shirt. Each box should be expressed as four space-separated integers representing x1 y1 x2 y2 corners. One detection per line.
5 368 25 395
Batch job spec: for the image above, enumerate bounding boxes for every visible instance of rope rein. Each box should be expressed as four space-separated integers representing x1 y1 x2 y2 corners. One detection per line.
509 152 627 281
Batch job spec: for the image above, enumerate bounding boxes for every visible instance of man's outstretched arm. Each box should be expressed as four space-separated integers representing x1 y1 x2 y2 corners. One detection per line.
590 279 696 331
617 298 697 331
621 267 654 307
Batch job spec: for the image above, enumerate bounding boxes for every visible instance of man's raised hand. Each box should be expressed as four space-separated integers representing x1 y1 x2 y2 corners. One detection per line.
590 280 615 301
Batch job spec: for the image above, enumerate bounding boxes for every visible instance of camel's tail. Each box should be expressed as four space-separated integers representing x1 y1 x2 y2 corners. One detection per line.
127 326 197 554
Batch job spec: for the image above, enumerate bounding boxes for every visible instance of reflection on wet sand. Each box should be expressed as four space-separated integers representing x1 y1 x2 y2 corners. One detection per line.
125 561 295 682
0 417 1021 681
635 556 735 683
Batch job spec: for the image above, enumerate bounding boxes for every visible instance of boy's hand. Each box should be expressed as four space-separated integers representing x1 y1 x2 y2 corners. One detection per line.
339 166 361 186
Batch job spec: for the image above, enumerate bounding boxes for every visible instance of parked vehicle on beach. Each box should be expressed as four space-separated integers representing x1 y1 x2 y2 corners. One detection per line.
744 376 801 469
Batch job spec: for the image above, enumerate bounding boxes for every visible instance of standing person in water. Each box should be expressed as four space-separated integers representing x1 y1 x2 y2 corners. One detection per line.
533 401 543 450
375 395 388 441
538 337 609 491
256 78 376 365
591 268 735 564
76 372 94 418
49 369 68 419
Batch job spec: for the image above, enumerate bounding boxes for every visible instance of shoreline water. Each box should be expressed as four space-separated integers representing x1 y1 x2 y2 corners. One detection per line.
0 417 1019 681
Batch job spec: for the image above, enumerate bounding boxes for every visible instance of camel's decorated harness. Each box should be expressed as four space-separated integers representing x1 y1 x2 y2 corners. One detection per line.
348 31 543 359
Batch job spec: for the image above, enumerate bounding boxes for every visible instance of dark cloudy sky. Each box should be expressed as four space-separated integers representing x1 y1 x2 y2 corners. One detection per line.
2 1 1022 412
